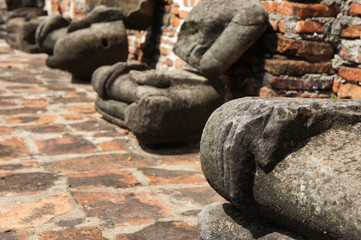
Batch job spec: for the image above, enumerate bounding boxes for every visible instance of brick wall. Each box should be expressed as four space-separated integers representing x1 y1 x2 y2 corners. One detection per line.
44 0 361 99
44 0 87 19
258 0 361 99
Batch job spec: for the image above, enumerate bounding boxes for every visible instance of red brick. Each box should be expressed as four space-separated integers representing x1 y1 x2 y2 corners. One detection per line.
263 33 334 62
0 172 58 195
160 46 170 56
338 83 361 99
278 20 286 33
165 58 174 66
295 92 331 98
349 3 361 16
45 154 156 173
36 136 96 155
262 2 278 13
2 75 41 84
73 192 172 226
116 221 197 240
0 98 16 107
264 59 334 76
70 120 117 132
68 104 95 113
293 20 324 34
99 139 127 152
4 115 57 124
0 62 27 71
141 168 206 185
0 161 39 171
93 132 128 138
21 98 49 108
338 66 361 82
268 76 333 90
67 171 140 189
268 19 278 31
160 36 175 46
163 186 227 208
339 48 350 61
162 28 176 37
0 137 31 160
263 2 339 18
170 6 179 15
0 193 73 230
159 152 200 165
0 126 14 136
62 112 100 121
0 232 30 240
332 80 341 93
169 16 180 27
259 86 279 97
341 25 361 38
40 227 106 240
339 46 361 64
259 87 330 98
179 10 189 19
51 96 93 104
24 124 68 134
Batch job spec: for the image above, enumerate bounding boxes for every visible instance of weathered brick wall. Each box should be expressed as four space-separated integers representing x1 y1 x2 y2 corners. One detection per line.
44 0 87 19
259 0 361 99
44 0 361 99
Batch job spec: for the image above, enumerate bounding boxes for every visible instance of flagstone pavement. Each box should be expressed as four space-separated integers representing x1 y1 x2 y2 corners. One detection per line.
0 39 225 240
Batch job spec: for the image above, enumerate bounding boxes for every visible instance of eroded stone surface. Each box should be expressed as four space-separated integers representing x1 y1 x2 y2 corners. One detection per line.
201 97 361 239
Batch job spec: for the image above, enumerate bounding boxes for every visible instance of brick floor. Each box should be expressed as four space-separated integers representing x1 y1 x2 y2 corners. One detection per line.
0 39 225 240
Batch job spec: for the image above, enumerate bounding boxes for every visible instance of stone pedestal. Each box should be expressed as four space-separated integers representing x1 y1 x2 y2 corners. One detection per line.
199 202 304 240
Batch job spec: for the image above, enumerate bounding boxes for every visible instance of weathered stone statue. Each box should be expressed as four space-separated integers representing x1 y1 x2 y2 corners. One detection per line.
5 5 46 52
174 0 267 80
200 97 361 239
36 15 129 81
92 61 224 144
35 0 154 81
68 0 155 31
92 0 268 144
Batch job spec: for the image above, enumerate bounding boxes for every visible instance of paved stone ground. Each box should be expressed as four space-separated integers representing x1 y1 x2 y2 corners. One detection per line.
0 39 225 240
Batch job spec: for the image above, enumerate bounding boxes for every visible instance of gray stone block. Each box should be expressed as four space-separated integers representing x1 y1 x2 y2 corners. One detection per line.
199 202 304 240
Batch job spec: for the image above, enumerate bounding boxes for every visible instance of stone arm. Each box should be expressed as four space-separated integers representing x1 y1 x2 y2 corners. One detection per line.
199 9 267 79
92 62 224 144
67 6 125 33
35 15 70 54
67 0 155 32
